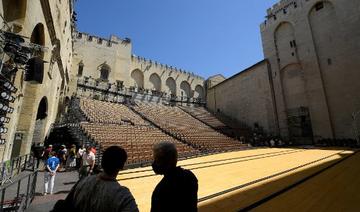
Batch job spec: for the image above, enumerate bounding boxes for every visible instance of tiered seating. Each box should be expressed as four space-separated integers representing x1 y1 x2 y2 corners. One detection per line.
133 102 245 152
81 123 199 164
79 98 148 125
179 106 227 129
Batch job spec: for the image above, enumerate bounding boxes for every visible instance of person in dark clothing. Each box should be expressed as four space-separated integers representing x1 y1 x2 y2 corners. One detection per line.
151 142 198 212
31 143 45 168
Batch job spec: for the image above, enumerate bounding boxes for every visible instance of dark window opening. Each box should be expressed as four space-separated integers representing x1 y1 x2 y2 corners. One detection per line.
88 36 93 41
77 63 84 76
327 58 332 65
77 33 82 38
30 23 45 58
315 2 324 11
290 41 293 48
2 0 27 22
24 57 44 83
36 97 47 120
116 80 124 90
98 39 103 44
100 68 109 80
283 9 287 14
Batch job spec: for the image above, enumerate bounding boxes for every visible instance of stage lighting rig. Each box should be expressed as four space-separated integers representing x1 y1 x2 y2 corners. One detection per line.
0 28 47 144
0 29 47 81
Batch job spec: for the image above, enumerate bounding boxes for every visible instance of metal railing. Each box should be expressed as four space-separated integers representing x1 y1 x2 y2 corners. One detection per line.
0 170 38 212
0 154 36 186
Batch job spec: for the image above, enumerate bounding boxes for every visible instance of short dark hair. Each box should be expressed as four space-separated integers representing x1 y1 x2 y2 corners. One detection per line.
101 146 127 175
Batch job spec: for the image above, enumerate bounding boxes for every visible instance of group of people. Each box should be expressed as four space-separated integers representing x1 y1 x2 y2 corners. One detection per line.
40 144 97 195
51 141 198 212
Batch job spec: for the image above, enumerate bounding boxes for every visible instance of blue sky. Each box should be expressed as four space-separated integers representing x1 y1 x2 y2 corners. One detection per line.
75 0 279 78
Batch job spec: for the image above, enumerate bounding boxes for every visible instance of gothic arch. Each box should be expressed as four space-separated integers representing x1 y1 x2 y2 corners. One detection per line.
99 64 110 81
30 23 45 59
309 0 340 136
166 77 176 95
194 85 204 100
280 63 307 110
131 69 144 88
31 96 48 146
274 22 298 69
180 81 191 98
36 97 48 120
149 73 161 91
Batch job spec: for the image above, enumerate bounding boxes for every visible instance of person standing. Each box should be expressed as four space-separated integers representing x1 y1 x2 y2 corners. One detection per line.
58 145 67 171
31 143 45 168
66 144 77 171
43 145 53 162
44 151 60 195
79 147 95 180
57 146 138 212
76 145 86 169
151 142 198 212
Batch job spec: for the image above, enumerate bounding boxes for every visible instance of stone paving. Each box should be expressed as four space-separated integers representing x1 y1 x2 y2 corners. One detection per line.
27 170 78 212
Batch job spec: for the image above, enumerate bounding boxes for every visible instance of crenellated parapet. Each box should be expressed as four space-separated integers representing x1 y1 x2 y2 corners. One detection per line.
131 55 204 80
261 0 299 29
74 31 131 48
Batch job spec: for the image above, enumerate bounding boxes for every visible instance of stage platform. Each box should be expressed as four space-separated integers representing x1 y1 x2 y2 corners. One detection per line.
117 147 358 211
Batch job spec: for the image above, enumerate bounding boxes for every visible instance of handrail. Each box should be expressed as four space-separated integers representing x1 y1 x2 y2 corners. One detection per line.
0 154 36 186
0 170 38 211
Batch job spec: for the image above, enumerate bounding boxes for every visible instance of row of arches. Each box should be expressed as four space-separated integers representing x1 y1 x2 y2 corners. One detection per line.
131 69 204 99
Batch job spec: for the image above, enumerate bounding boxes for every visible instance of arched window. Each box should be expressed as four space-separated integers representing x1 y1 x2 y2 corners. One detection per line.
131 69 144 88
194 85 204 100
36 97 48 120
99 65 110 81
149 73 161 91
166 77 176 96
30 23 45 59
180 81 191 98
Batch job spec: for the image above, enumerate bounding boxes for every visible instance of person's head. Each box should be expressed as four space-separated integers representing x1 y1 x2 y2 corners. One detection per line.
152 141 178 175
50 151 57 157
48 145 53 149
86 146 92 153
101 146 127 176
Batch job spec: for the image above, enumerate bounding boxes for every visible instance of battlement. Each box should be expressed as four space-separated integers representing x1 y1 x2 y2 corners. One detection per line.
261 0 299 29
131 55 204 80
74 31 131 47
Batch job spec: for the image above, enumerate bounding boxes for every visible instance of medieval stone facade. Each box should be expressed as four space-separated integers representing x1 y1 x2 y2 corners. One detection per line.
69 32 205 104
0 0 74 160
208 0 360 142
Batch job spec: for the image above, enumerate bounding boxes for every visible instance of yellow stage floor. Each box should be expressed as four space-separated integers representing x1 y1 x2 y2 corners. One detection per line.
116 148 357 212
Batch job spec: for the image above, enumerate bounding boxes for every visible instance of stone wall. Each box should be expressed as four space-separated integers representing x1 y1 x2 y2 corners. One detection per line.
207 60 277 134
261 0 360 140
70 32 206 101
0 0 74 161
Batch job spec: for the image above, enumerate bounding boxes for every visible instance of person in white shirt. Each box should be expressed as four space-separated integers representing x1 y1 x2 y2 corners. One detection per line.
76 145 85 169
79 147 95 180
